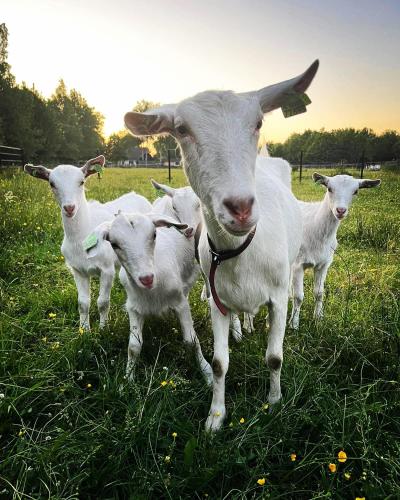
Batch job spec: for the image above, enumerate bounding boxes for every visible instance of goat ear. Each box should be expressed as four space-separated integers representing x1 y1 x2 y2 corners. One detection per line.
151 179 176 197
81 155 106 178
124 104 176 137
83 222 111 258
24 164 51 181
358 179 381 189
150 214 188 230
252 59 319 114
313 172 329 186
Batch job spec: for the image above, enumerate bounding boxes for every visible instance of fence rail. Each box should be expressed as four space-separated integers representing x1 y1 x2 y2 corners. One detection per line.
0 145 25 167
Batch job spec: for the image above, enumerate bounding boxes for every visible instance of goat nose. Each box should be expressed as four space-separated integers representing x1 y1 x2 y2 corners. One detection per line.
184 227 194 238
63 204 75 216
223 197 255 223
336 207 347 216
139 274 154 289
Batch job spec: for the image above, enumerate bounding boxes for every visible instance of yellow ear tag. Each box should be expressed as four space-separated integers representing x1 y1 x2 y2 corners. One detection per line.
83 233 98 251
281 92 311 118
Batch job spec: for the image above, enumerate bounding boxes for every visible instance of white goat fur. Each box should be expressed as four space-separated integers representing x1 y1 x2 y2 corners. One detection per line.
151 180 243 342
290 173 381 329
24 157 151 329
124 60 319 431
87 211 213 383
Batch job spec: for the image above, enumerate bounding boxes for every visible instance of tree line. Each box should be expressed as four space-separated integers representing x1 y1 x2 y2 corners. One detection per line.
1 23 399 166
269 128 400 165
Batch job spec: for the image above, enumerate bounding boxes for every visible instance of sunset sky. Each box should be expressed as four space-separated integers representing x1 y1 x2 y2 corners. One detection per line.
3 0 400 143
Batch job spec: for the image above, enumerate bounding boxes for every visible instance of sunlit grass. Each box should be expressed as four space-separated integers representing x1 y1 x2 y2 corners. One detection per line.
0 167 399 499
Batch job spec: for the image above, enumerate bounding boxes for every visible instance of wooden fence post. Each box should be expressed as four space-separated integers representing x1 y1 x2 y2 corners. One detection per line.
299 150 303 182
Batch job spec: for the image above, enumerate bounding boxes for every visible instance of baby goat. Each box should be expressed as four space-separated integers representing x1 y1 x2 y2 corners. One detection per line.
289 173 381 329
86 212 213 384
25 156 151 329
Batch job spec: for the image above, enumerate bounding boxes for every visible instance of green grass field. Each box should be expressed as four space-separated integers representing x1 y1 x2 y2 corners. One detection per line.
0 167 399 499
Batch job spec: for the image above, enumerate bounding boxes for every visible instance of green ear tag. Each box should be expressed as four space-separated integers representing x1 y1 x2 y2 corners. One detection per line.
281 92 311 118
93 164 104 179
83 233 98 251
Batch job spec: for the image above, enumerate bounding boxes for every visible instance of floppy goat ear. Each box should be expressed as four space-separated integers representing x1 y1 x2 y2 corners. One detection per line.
124 104 176 137
81 155 106 178
24 164 51 181
83 221 111 258
313 172 329 187
241 59 319 114
358 179 381 189
151 179 176 197
150 214 188 230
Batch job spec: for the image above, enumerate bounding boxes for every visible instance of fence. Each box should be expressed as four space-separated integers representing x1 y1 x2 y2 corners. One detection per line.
0 145 25 167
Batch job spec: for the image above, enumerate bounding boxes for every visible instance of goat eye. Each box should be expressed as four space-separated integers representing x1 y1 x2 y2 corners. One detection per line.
176 124 189 136
256 119 263 130
111 241 120 250
153 231 157 240
80 180 84 186
328 187 332 193
50 182 56 189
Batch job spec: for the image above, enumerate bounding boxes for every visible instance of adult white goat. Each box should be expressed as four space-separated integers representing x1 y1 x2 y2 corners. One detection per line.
85 211 213 384
289 173 381 329
24 156 151 329
124 60 319 431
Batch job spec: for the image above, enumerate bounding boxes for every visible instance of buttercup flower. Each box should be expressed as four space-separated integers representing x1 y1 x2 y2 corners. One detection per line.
86 383 92 389
257 478 266 486
290 453 297 462
164 455 171 463
41 336 47 343
51 342 60 350
78 327 84 335
344 472 351 480
355 497 365 500
328 463 337 473
172 432 177 439
262 403 269 411
239 417 245 424
48 312 57 319
161 380 168 387
338 450 347 463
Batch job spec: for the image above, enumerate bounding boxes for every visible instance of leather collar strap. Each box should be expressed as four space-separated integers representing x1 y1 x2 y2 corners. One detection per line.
208 226 257 316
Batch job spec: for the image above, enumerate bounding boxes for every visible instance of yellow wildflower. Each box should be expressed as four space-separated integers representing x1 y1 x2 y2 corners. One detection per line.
172 432 177 439
78 327 84 335
169 379 176 388
290 453 297 462
164 455 171 463
344 472 351 480
328 463 337 473
86 383 92 389
239 417 245 424
59 255 64 261
48 312 57 319
262 403 269 411
160 380 168 387
228 421 234 428
18 429 26 437
41 336 47 343
355 498 365 500
50 342 60 350
257 478 266 486
338 450 347 463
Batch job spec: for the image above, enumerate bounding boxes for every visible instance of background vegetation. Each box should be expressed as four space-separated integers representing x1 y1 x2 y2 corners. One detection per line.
0 166 398 499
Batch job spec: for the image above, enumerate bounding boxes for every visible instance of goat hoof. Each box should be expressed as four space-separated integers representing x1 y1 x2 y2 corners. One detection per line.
205 407 226 432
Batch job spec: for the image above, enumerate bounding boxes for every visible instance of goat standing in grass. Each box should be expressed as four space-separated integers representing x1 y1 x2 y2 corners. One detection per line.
289 173 381 329
124 60 319 431
24 156 151 329
85 212 213 384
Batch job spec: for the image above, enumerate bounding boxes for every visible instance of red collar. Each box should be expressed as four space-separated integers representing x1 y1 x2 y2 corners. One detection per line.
208 226 257 315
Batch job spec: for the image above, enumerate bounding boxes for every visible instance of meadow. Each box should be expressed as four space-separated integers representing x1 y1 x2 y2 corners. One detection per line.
0 166 399 499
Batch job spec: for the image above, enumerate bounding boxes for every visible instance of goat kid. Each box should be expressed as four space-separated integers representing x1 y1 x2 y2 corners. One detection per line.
24 156 151 329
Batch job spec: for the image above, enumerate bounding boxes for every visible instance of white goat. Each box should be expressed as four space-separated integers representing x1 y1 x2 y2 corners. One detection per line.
289 173 381 329
124 60 319 431
151 179 244 342
24 156 151 329
86 212 213 384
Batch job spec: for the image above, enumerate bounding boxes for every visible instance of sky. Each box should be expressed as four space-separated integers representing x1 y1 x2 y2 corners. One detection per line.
2 0 400 143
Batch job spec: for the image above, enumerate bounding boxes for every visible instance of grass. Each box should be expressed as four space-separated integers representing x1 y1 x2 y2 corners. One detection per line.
0 166 399 499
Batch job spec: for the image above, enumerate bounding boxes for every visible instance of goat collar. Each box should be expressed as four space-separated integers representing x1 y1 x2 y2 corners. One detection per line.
208 226 257 316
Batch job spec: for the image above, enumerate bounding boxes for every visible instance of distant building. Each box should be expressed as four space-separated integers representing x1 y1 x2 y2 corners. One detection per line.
116 146 152 167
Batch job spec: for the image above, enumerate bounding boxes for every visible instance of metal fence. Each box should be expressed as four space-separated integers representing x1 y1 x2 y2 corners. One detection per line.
0 145 25 167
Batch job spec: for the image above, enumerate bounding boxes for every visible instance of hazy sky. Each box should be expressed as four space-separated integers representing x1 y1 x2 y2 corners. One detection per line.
3 0 400 142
